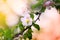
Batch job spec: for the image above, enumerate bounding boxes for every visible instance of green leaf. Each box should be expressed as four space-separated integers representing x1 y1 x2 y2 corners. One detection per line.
28 28 33 34
18 22 24 31
30 13 34 19
27 33 32 39
27 28 32 39
23 28 32 39
33 23 40 30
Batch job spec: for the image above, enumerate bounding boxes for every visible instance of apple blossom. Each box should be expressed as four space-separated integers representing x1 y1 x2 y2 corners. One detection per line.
21 14 32 26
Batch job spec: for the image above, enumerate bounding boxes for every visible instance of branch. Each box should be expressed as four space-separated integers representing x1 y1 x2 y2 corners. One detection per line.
13 12 41 39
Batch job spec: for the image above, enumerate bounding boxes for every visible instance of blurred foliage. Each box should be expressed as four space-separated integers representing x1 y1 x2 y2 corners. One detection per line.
53 0 60 3
53 0 60 9
0 28 12 40
0 0 60 40
3 28 12 40
31 0 44 10
31 0 60 11
30 13 34 19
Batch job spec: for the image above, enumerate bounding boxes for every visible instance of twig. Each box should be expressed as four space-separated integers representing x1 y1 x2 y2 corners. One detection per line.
13 12 41 39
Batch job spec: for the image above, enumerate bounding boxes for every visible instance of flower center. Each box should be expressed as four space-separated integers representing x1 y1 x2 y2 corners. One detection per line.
26 19 30 24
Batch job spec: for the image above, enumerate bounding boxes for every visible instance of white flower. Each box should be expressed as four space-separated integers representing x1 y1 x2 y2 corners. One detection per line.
21 14 32 26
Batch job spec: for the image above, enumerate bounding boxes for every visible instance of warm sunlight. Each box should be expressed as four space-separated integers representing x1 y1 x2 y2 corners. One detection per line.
0 0 60 40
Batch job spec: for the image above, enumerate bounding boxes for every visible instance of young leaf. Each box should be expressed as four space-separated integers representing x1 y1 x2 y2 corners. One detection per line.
18 22 24 31
30 13 34 19
23 28 32 39
33 23 40 30
27 28 32 39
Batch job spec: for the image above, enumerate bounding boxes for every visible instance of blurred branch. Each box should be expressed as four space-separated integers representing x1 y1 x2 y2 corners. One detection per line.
55 3 60 6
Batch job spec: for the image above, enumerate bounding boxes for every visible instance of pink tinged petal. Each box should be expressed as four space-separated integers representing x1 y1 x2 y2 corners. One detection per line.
6 14 19 27
7 0 28 16
21 16 32 26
